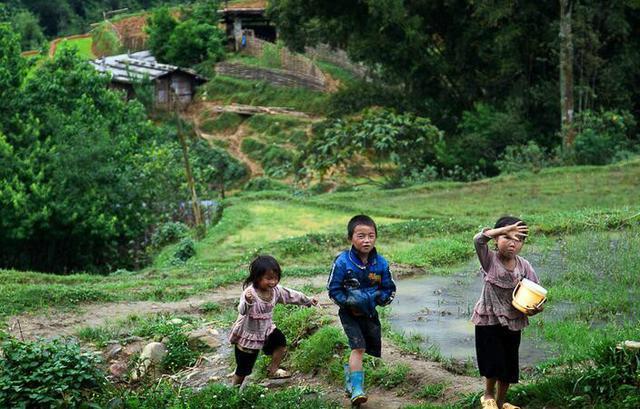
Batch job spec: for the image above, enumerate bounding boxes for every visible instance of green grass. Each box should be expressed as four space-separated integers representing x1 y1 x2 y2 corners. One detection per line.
98 381 341 408
55 37 95 59
200 112 244 134
0 160 639 407
415 383 447 400
202 75 329 115
316 60 358 85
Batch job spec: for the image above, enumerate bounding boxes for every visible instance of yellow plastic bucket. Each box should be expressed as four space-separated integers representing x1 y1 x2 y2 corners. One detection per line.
512 278 547 313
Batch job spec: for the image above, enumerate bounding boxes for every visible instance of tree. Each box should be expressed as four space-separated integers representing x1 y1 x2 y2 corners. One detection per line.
165 18 225 67
11 10 46 51
560 0 576 147
269 0 640 152
0 31 180 272
146 7 178 62
146 1 225 67
190 139 248 199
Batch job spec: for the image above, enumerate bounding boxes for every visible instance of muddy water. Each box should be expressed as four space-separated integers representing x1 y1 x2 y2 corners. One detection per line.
389 256 559 366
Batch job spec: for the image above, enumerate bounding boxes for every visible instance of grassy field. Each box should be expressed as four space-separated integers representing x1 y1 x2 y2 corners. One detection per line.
1 160 639 408
202 75 330 115
55 37 95 59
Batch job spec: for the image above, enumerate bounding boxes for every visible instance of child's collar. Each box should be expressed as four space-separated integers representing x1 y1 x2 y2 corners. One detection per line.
348 246 378 269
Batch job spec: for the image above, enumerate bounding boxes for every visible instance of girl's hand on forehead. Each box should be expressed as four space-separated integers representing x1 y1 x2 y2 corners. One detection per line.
503 221 529 241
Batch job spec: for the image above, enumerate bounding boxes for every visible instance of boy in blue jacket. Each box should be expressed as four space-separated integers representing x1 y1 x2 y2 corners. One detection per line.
327 215 397 405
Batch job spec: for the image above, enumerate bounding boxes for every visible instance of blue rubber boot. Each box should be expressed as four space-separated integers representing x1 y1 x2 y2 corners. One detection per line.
350 370 367 405
343 364 352 396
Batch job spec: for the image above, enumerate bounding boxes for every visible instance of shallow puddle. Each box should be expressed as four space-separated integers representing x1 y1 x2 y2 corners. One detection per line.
389 257 556 366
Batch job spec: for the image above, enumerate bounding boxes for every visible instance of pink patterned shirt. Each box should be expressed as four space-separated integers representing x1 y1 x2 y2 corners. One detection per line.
229 284 313 350
471 231 540 331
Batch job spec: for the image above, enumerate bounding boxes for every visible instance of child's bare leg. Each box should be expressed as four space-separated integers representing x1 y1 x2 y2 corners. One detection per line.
267 346 286 374
496 381 509 407
484 377 497 400
349 348 365 371
232 374 245 386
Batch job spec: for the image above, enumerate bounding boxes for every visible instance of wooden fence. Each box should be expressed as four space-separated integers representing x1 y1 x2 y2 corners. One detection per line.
304 44 368 79
238 32 327 90
215 62 326 91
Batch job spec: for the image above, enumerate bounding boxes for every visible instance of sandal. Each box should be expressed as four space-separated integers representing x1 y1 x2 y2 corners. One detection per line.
267 368 291 379
480 396 499 409
502 404 521 409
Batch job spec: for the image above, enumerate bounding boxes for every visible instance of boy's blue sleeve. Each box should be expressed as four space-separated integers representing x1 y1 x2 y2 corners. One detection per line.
377 261 396 306
327 257 348 307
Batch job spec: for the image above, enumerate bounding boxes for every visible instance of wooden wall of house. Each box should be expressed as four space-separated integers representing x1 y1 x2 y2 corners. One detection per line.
155 77 171 108
170 72 196 104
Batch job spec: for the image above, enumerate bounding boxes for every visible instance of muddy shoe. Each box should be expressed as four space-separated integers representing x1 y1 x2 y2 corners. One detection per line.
349 371 367 406
502 403 521 409
267 368 291 379
480 396 499 409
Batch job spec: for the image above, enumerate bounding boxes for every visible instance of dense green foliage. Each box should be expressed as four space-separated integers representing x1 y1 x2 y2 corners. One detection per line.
0 27 166 272
304 107 444 184
270 0 640 177
0 338 104 408
146 1 225 67
0 27 244 273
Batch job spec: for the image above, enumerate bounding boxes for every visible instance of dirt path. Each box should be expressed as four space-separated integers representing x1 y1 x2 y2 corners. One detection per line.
6 275 325 341
7 272 482 408
199 123 264 177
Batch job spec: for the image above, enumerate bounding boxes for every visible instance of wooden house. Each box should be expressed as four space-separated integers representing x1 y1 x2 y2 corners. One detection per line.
90 51 207 109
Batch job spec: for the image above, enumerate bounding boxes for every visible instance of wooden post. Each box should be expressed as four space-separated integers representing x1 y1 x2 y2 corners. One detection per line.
173 90 203 227
559 0 576 148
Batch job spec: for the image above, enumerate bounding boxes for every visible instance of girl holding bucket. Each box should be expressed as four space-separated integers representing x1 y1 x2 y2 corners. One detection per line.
472 216 546 409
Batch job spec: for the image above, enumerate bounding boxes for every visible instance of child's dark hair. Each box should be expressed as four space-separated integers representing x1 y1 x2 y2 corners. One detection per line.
244 255 282 289
347 214 377 239
495 216 527 241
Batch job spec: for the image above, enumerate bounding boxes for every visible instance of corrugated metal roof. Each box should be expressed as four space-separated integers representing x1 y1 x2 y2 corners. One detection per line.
90 51 206 84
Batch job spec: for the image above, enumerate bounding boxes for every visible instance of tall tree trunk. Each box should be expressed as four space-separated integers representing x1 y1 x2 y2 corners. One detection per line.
559 0 576 148
174 101 202 227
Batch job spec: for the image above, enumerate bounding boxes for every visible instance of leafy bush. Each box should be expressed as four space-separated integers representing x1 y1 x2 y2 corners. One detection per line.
0 338 104 408
496 141 549 174
452 103 530 176
151 222 189 249
572 110 637 165
172 237 196 263
146 5 225 66
305 107 444 181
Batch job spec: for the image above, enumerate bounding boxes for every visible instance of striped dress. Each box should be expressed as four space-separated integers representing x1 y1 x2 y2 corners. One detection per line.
471 230 540 331
229 284 312 350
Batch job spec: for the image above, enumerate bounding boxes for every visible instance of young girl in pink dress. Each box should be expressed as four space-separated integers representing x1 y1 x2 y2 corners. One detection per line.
472 216 544 409
229 255 317 386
